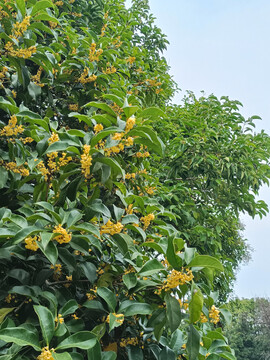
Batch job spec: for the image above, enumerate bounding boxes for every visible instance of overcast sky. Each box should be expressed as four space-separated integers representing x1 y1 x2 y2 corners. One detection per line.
126 0 270 298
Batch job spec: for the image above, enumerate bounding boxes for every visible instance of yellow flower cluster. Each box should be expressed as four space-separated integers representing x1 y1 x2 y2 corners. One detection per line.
12 16 30 38
110 102 123 116
50 263 62 280
140 213 155 230
125 117 136 132
125 173 136 179
1 161 29 177
125 136 134 146
70 12 82 17
72 313 79 320
126 56 136 64
112 36 122 48
46 152 72 174
0 66 8 86
36 160 50 181
48 21 58 29
145 77 162 87
123 265 135 275
55 314 64 324
111 132 123 141
37 346 54 360
104 143 124 157
157 269 194 293
86 286 97 300
145 186 156 195
100 220 123 235
0 115 24 137
100 23 108 37
94 123 103 133
120 337 139 347
135 151 150 158
125 204 133 214
200 312 208 323
48 132 59 144
106 313 124 325
209 305 220 324
179 299 189 310
80 144 92 178
78 67 97 84
89 43 103 62
5 42 36 59
25 235 40 251
102 66 117 74
31 67 44 87
53 225 72 244
55 1 63 6
19 136 34 144
5 293 16 304
68 103 78 111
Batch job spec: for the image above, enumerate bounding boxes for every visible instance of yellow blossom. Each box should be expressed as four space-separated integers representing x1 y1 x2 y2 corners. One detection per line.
48 132 59 144
125 136 134 146
25 236 40 251
106 313 124 325
200 312 208 323
161 269 194 292
0 115 24 137
80 144 92 178
125 117 136 132
140 213 154 230
100 220 123 235
55 314 64 324
12 16 30 38
120 337 139 347
37 346 54 360
209 305 220 324
68 103 78 111
53 225 72 244
94 123 103 133
112 132 123 140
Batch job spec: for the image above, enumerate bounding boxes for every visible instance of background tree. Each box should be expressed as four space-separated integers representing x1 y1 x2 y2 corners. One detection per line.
225 298 270 360
0 0 269 359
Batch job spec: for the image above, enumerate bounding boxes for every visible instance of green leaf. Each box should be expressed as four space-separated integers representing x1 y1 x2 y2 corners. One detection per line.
90 323 106 340
60 300 78 317
34 305 55 346
138 107 167 120
84 102 117 118
138 259 164 276
219 308 232 324
53 353 73 360
93 157 125 178
39 240 58 265
165 294 182 333
0 167 8 189
101 352 117 360
122 303 152 317
56 332 97 350
186 324 200 360
166 236 182 270
188 255 224 271
96 287 116 312
123 273 137 290
16 0 25 16
0 328 41 350
0 308 15 324
127 346 143 360
80 262 97 283
189 289 204 323
87 341 102 360
31 0 54 16
71 223 100 238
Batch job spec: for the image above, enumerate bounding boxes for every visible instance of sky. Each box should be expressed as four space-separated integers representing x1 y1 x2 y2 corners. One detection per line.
126 0 270 298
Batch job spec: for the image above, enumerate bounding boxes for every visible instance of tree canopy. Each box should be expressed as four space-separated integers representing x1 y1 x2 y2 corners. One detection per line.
0 0 269 359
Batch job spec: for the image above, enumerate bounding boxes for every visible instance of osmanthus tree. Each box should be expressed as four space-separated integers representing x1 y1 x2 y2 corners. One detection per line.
0 0 261 360
154 93 270 300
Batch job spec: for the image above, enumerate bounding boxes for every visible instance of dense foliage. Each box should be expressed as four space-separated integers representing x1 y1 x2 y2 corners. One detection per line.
225 298 270 360
154 93 270 300
0 0 269 359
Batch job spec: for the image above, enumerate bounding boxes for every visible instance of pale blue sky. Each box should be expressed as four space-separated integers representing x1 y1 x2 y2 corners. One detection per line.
126 0 270 298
